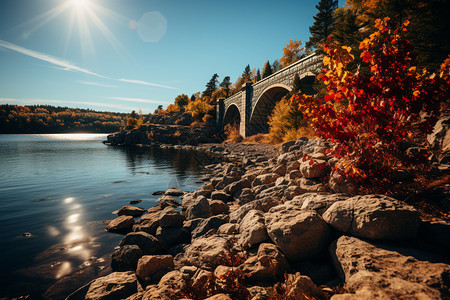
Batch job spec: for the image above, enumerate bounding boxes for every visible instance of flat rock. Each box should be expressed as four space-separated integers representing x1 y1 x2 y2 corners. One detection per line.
322 194 421 240
330 236 450 299
165 188 184 196
252 173 280 188
85 271 138 300
288 193 350 215
106 215 134 232
265 205 330 261
117 206 146 217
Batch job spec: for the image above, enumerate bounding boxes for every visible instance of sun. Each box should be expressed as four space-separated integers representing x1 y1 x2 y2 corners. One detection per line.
70 0 90 10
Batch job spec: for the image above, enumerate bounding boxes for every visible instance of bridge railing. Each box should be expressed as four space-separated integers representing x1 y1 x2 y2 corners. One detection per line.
223 90 243 107
251 52 323 91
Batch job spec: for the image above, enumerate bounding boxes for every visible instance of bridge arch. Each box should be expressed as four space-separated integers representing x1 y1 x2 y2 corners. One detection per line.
223 104 241 128
248 84 291 135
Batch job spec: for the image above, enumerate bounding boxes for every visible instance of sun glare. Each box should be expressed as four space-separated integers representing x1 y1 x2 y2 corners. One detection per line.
70 0 90 9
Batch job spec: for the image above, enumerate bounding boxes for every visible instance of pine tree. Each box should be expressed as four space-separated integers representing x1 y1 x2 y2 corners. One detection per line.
242 65 251 82
306 0 339 51
256 69 262 82
220 76 232 97
272 60 280 72
262 61 273 78
203 74 219 97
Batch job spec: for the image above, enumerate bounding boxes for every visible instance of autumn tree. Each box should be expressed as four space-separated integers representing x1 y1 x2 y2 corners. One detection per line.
242 65 251 82
203 74 219 98
220 76 232 97
272 60 280 72
174 94 189 111
262 61 273 78
306 0 339 51
280 39 304 68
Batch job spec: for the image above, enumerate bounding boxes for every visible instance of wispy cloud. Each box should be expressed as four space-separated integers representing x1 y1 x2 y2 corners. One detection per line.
0 40 109 79
78 81 119 88
106 96 169 104
118 78 177 90
0 40 178 90
0 97 136 111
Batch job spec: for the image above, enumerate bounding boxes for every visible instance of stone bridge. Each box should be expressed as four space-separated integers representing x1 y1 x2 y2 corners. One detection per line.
216 53 323 137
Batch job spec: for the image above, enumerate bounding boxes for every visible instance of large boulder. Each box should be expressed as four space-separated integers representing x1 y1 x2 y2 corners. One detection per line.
239 210 269 249
106 215 134 233
288 193 350 215
240 243 290 283
159 206 184 228
265 205 330 261
142 270 186 300
299 158 329 179
185 196 213 220
184 236 232 270
85 271 138 300
119 232 163 255
136 255 174 284
134 210 161 235
330 236 450 299
111 245 143 272
322 194 421 240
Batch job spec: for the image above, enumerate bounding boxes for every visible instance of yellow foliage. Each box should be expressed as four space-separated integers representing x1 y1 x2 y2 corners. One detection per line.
166 104 180 113
224 123 243 143
280 39 304 68
185 98 214 121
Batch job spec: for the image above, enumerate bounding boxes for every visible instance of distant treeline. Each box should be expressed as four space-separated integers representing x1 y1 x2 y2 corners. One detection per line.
0 104 128 133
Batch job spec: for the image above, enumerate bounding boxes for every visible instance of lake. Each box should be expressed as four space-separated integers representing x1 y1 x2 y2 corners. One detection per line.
0 134 207 299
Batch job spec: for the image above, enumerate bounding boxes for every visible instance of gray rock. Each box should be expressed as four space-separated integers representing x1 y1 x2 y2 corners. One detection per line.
330 236 450 299
111 245 143 272
239 210 269 249
85 271 138 300
322 194 421 240
265 205 330 261
119 232 163 255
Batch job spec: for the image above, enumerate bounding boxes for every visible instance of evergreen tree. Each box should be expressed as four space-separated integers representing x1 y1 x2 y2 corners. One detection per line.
242 65 251 82
272 60 280 72
256 69 262 82
306 0 339 51
220 76 232 97
262 61 273 78
203 73 219 97
190 94 196 103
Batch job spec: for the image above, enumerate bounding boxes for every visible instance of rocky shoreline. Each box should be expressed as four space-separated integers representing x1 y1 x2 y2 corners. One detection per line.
67 138 450 300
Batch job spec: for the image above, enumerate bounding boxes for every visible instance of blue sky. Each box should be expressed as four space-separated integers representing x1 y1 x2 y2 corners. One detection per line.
0 0 345 114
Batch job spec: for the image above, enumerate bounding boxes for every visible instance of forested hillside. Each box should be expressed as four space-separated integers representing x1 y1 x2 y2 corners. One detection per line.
0 105 127 133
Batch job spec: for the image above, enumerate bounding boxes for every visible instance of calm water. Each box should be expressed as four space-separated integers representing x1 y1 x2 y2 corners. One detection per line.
0 134 207 299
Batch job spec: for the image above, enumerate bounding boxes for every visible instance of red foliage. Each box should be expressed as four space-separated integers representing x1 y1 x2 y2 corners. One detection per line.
293 17 450 192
